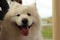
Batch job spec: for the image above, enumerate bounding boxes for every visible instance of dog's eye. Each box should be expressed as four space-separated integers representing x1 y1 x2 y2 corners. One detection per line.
17 14 20 17
27 13 31 16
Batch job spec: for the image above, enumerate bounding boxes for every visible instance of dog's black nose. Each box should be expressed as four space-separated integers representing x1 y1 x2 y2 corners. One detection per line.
22 18 28 25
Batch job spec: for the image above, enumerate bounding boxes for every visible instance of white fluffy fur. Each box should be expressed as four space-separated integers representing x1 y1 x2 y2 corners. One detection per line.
0 2 43 40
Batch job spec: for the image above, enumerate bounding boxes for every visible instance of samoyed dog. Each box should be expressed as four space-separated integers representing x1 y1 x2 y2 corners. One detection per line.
0 1 43 40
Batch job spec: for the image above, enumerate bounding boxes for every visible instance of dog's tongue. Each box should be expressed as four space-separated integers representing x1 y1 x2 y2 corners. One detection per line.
21 27 29 36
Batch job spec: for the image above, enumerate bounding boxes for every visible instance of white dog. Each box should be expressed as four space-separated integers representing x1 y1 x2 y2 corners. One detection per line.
0 1 43 40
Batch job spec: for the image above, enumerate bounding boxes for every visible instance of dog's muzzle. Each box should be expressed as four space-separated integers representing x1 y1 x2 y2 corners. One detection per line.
14 18 34 36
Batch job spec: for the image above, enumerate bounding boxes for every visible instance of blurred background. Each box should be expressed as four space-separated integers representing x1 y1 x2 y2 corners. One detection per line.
6 0 53 40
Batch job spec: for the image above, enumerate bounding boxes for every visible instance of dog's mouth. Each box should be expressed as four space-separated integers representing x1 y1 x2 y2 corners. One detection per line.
15 23 33 36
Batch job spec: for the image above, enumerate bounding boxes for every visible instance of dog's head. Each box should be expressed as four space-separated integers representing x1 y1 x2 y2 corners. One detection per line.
4 2 40 36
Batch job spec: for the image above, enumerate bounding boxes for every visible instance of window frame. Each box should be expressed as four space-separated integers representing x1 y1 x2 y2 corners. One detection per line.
53 0 60 40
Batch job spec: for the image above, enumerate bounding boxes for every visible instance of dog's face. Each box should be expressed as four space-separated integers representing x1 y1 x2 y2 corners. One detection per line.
13 10 34 28
4 2 40 36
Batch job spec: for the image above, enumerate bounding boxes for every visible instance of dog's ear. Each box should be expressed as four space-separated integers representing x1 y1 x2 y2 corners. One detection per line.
9 1 22 11
27 2 37 9
30 3 36 8
0 0 9 20
28 3 37 11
